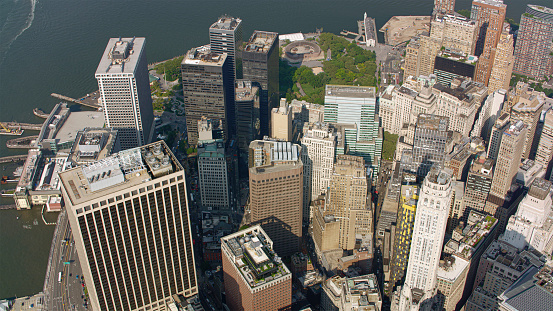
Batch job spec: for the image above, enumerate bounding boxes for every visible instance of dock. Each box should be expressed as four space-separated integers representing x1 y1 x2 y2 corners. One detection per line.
6 135 39 149
0 154 28 164
33 108 49 118
2 121 42 131
50 93 101 109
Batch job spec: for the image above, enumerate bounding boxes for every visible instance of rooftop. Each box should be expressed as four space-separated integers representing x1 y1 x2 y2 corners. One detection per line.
500 265 553 311
54 111 105 144
183 46 227 67
416 113 449 132
325 85 376 99
437 255 469 282
528 178 552 201
210 16 242 31
96 37 145 74
235 80 258 102
248 139 301 170
68 128 118 165
221 225 290 289
437 50 478 65
504 120 527 136
59 141 181 206
244 31 278 54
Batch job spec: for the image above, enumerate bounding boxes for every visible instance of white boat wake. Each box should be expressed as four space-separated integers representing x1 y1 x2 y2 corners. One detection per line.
0 0 37 66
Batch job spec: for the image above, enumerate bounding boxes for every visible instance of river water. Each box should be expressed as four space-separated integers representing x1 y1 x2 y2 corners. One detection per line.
0 0 549 299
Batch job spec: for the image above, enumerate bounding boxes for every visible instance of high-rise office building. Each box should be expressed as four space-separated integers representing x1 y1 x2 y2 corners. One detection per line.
235 80 260 170
433 0 456 15
513 5 553 79
197 139 230 210
209 16 243 79
488 120 527 202
389 184 419 295
536 109 553 178
321 274 382 311
502 178 553 254
487 24 514 95
301 123 337 221
471 89 506 140
433 51 478 87
510 94 544 160
463 156 494 215
324 85 383 180
411 114 449 178
181 47 234 145
59 141 197 311
271 99 293 141
248 139 303 256
487 112 510 160
242 31 279 137
221 225 292 311
397 169 453 310
95 37 154 150
471 0 507 86
430 14 478 56
325 155 372 251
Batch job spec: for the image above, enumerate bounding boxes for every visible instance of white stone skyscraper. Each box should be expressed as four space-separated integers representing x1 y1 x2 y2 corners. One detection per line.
397 168 453 310
95 37 154 150
301 123 337 221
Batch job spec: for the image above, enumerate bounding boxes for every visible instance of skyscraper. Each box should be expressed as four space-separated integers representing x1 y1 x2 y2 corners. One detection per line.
488 120 527 202
209 16 243 79
95 37 154 150
510 94 543 160
433 0 456 15
197 138 230 210
248 139 303 256
301 123 337 221
325 155 372 251
536 110 553 178
463 156 494 215
59 141 197 311
271 99 293 141
324 85 383 181
221 225 292 311
471 0 507 86
397 169 453 310
487 24 514 94
411 114 449 178
242 31 279 137
513 5 553 79
181 46 234 145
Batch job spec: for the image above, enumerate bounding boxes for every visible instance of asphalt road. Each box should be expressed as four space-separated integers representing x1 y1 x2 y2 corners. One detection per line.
45 211 87 311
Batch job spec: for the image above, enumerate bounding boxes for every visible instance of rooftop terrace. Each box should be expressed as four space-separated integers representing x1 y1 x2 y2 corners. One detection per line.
221 225 290 289
244 31 277 54
325 85 376 99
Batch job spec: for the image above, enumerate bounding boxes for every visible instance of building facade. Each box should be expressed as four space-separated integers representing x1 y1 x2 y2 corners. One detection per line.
242 31 279 137
95 37 154 150
397 169 453 310
513 5 553 79
411 114 449 178
271 99 293 141
197 139 230 210
536 109 553 178
181 47 234 145
301 123 337 221
487 24 514 95
471 0 507 86
59 141 197 311
209 16 243 79
433 0 456 15
248 140 303 256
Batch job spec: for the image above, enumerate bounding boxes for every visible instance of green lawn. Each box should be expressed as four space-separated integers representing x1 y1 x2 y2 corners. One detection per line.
382 131 398 161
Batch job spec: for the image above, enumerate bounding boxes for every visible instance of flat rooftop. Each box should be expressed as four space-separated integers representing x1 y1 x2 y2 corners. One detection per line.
68 128 118 164
55 111 105 144
416 113 448 131
325 85 376 99
59 141 182 207
437 255 469 282
221 225 290 288
235 80 258 102
244 31 278 54
183 46 227 67
210 16 242 30
96 37 145 75
249 139 301 169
